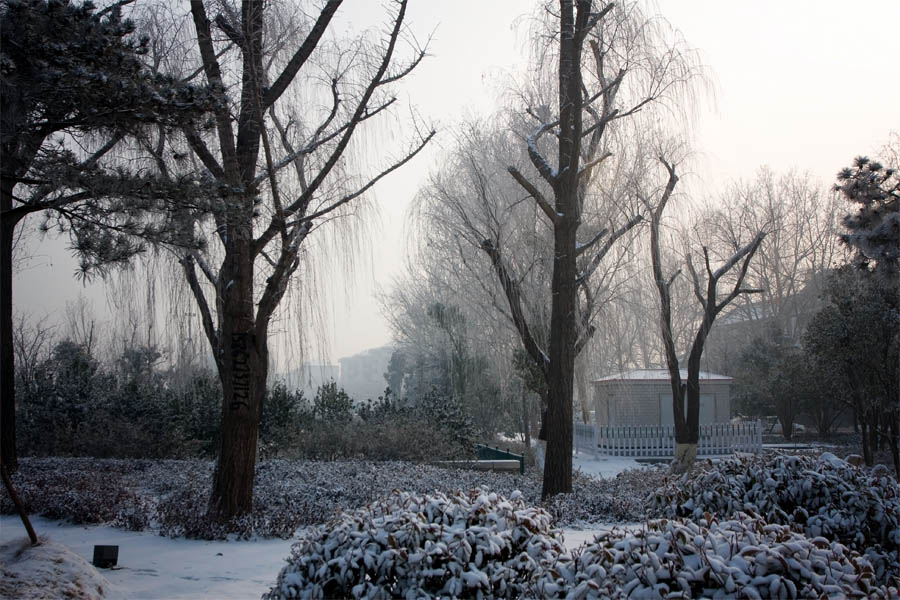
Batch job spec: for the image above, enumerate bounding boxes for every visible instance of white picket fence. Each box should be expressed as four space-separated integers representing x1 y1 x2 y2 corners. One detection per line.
574 421 762 457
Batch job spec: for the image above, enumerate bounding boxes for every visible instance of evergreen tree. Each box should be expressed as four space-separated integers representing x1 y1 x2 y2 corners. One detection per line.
1 0 218 469
805 268 899 476
835 155 899 278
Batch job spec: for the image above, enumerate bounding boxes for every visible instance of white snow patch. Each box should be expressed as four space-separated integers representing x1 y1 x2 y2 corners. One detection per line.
1 517 628 598
535 441 650 479
1 534 119 600
1 516 295 599
572 452 649 479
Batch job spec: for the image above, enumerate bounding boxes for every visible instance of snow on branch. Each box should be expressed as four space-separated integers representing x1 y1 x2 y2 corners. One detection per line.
575 227 609 256
526 122 559 185
716 230 767 311
712 230 766 281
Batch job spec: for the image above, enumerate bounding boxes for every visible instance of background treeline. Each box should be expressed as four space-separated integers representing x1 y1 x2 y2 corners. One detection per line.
14 330 476 461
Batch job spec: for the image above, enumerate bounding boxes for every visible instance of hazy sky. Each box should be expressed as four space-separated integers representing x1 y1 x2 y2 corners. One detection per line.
13 0 900 366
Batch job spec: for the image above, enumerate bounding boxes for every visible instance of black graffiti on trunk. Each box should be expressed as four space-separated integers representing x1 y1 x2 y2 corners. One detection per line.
230 333 251 411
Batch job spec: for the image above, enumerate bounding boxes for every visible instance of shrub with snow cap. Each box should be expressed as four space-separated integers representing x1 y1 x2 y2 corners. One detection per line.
264 489 569 599
651 452 900 585
570 515 898 599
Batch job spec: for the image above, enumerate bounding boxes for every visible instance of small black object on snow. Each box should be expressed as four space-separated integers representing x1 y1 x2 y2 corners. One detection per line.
92 545 118 568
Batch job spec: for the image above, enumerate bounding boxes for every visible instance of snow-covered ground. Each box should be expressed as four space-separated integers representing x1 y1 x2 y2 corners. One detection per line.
1 515 617 599
1 454 637 599
1 515 294 599
571 451 649 479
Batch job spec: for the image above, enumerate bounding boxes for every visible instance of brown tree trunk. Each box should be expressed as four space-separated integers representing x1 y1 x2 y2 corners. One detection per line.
873 411 882 451
1 182 19 471
207 237 266 519
1 463 36 544
540 0 590 500
521 389 530 444
868 411 879 458
542 221 577 498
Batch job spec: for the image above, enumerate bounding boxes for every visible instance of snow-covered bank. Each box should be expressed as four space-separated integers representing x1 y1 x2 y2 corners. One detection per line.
1 515 293 599
1 514 605 599
0 532 120 600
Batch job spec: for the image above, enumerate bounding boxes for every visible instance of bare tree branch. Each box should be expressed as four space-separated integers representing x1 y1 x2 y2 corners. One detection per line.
526 121 559 185
575 227 609 257
181 254 219 360
276 0 414 224
292 128 435 226
508 166 558 225
578 214 643 281
685 253 707 309
190 0 238 173
262 0 343 109
715 230 767 311
480 238 550 381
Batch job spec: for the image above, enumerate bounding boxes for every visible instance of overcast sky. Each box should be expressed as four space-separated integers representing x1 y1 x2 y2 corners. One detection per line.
13 0 900 367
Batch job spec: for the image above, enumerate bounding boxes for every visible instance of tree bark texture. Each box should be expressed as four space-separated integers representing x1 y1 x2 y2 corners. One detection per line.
207 235 267 518
0 192 17 471
539 0 592 500
670 442 697 475
542 221 577 498
1 463 36 544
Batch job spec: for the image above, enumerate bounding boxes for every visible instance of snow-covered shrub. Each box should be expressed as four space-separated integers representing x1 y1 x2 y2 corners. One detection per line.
263 489 898 599
652 452 900 584
570 516 898 599
264 489 569 599
0 457 150 526
4 457 655 539
547 469 666 526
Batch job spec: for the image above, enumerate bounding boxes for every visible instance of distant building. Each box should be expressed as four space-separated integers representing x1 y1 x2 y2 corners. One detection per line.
704 273 829 375
592 369 732 427
339 345 393 402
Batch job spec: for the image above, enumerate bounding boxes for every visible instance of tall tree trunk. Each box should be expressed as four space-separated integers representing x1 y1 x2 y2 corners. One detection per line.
542 221 577 498
207 236 266 519
540 0 589 500
0 180 19 471
860 408 873 466
868 411 879 459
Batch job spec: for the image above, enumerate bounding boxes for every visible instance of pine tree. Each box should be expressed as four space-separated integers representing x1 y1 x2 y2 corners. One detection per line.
835 156 899 278
1 0 218 470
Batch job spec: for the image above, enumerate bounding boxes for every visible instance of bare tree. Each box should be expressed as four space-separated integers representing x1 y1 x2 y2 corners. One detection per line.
648 159 765 473
156 0 433 518
702 169 845 373
505 1 700 496
402 1 700 498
